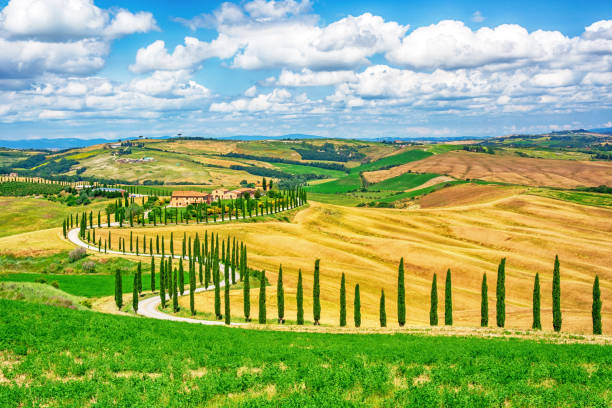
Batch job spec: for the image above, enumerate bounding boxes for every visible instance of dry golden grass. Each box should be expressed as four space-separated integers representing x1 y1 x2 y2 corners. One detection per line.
388 150 612 188
95 190 612 334
0 228 73 256
416 183 525 208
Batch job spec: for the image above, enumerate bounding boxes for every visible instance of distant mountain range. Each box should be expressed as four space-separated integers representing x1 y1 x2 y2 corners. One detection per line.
1 128 610 150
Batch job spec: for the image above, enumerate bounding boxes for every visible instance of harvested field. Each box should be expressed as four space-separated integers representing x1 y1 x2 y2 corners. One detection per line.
417 183 524 208
94 191 612 334
405 176 455 192
388 150 612 188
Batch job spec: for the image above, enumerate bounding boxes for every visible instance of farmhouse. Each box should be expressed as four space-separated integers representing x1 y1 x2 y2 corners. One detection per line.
229 187 258 198
169 191 211 207
210 188 227 201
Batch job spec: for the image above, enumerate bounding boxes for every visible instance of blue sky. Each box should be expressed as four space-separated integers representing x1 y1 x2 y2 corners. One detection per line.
0 0 610 140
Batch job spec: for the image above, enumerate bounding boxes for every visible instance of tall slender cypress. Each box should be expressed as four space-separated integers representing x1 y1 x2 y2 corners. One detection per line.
243 256 250 321
172 267 179 312
379 289 386 327
445 269 452 326
313 259 321 325
339 273 346 327
214 262 221 319
114 269 122 310
150 256 156 292
189 259 196 315
481 273 488 327
137 261 142 294
592 275 602 335
552 255 562 332
297 269 304 325
397 258 406 327
132 274 139 313
179 259 185 295
354 284 361 328
532 273 541 330
496 258 506 328
258 270 266 324
430 274 438 326
224 261 231 325
159 257 166 308
277 265 285 323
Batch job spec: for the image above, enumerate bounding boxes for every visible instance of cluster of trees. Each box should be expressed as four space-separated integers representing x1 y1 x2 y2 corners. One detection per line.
113 230 250 321
293 142 365 162
63 188 308 242
462 145 495 154
0 181 65 197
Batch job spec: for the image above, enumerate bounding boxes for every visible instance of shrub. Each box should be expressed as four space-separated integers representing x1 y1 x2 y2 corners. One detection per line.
80 299 92 309
50 280 60 289
68 247 87 262
34 277 48 284
81 260 96 273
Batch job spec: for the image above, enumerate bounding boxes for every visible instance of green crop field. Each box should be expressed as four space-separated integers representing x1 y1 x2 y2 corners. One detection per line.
352 149 433 173
306 172 362 193
0 300 610 407
527 188 612 208
272 162 347 178
306 149 435 196
0 271 154 297
366 172 440 191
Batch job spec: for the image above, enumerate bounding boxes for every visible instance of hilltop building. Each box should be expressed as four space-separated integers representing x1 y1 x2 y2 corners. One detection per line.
169 191 211 207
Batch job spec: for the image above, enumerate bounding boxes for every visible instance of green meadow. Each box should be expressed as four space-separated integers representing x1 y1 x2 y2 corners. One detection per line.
0 300 610 407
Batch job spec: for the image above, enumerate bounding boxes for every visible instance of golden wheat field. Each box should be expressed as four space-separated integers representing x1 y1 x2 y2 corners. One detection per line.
91 184 612 334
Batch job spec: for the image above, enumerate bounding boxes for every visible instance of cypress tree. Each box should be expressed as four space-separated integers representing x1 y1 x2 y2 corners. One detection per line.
445 269 452 326
277 265 285 323
243 257 250 321
430 274 438 326
205 255 211 289
380 289 386 327
397 258 406 327
297 269 304 325
172 267 179 312
214 262 221 319
159 257 166 308
114 269 123 310
150 256 156 292
224 262 231 325
481 273 488 327
496 258 506 328
62 220 66 238
179 259 185 295
313 259 321 325
258 270 266 324
354 284 361 328
132 274 139 313
552 255 562 332
592 275 602 335
137 261 142 294
339 273 346 327
189 258 196 315
532 273 541 330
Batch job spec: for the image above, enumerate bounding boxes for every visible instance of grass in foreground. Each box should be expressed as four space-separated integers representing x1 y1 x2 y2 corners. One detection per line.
0 300 610 407
0 282 88 310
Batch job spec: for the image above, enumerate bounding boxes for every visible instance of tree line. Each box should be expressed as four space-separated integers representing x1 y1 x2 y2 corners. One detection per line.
115 254 603 335
62 187 308 241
